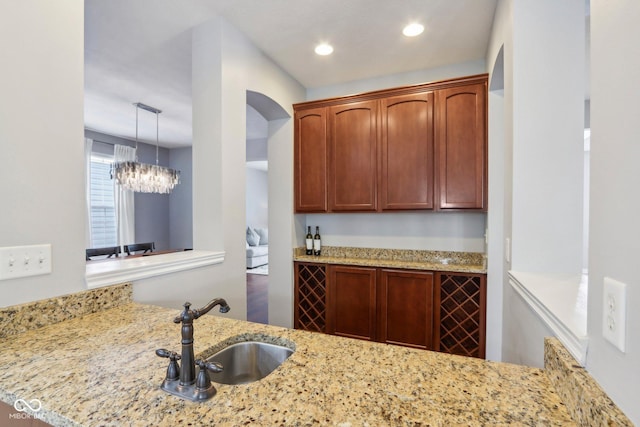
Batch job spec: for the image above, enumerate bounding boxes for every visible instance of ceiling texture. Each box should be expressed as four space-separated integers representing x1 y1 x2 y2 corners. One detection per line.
84 0 498 148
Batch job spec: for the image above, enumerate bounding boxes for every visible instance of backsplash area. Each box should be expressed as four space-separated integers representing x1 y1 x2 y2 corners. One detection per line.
0 283 132 339
305 211 487 253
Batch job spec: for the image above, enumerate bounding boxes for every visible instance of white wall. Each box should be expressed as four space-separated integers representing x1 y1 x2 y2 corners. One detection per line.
307 59 486 100
246 167 268 229
502 281 554 367
487 0 586 365
486 0 515 365
0 1 86 307
588 0 640 422
488 0 638 421
510 0 585 275
134 16 305 325
306 213 486 253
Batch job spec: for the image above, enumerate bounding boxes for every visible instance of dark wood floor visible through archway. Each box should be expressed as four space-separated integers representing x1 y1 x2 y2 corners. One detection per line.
246 273 268 324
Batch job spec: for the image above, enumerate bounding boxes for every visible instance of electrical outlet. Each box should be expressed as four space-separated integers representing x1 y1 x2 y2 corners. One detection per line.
0 244 52 280
602 277 627 352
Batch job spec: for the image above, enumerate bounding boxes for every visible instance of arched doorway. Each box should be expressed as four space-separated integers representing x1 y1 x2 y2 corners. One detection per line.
245 91 289 324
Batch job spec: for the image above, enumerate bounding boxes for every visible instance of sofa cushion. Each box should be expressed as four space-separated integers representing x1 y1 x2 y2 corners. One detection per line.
246 245 268 257
246 227 260 246
255 228 268 245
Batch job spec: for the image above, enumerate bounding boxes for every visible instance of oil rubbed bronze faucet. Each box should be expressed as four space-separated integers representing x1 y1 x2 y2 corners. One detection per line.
156 298 230 402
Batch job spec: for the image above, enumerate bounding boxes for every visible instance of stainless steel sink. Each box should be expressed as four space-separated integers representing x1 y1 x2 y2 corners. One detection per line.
206 341 294 385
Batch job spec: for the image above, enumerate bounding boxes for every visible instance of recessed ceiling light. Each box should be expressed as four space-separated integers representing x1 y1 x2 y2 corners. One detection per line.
403 23 424 37
315 43 334 56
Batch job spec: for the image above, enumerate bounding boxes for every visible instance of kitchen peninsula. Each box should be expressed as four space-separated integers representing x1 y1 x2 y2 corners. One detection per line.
0 284 630 426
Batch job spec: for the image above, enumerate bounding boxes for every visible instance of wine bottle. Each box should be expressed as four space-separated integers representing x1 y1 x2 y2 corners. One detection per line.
305 226 313 255
313 226 322 256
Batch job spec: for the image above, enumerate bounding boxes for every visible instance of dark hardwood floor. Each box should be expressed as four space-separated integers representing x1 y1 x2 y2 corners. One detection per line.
247 272 268 324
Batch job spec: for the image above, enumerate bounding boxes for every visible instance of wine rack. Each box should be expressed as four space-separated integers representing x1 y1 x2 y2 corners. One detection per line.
294 262 327 333
436 273 486 358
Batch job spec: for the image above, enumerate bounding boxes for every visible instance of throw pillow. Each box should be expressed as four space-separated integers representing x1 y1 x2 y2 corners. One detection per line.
246 227 260 246
255 228 268 245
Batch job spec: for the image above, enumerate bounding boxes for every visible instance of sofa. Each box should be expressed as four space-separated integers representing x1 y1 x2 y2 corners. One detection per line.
246 227 268 268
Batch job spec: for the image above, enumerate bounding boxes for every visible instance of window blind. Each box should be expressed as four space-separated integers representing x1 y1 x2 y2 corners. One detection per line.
90 154 117 247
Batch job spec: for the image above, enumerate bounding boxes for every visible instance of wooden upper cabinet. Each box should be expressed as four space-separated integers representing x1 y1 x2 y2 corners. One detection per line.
328 100 378 211
293 74 488 213
436 82 487 210
378 269 434 350
380 92 434 210
294 107 327 212
326 265 377 341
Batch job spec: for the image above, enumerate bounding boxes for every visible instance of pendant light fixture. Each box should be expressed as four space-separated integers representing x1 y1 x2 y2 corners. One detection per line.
111 102 180 194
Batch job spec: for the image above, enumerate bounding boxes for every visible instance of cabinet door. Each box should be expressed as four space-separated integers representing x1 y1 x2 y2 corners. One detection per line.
380 92 434 210
294 262 327 333
436 83 487 210
328 100 378 211
327 265 377 341
434 272 486 358
378 269 434 349
294 107 327 212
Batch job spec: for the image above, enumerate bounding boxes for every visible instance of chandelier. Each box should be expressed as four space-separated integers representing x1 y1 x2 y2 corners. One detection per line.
111 102 180 194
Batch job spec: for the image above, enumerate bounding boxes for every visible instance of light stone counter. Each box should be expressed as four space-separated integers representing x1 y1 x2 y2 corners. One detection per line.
293 246 487 274
0 300 575 425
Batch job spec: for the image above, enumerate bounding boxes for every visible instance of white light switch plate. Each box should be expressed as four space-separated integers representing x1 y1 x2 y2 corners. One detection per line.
602 277 627 352
0 244 52 280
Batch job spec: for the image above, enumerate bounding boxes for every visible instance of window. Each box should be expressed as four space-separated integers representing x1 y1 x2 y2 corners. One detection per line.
89 153 116 247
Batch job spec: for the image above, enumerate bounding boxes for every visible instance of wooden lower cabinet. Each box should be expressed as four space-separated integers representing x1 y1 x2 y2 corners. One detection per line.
294 262 327 333
378 269 434 350
295 262 486 358
434 272 487 358
326 265 377 341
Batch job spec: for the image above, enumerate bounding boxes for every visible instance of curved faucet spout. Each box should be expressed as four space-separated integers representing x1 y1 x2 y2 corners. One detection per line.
170 298 231 389
173 298 230 324
193 298 230 318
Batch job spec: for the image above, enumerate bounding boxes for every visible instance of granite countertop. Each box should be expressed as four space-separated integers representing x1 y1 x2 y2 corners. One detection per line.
0 302 574 426
293 246 487 274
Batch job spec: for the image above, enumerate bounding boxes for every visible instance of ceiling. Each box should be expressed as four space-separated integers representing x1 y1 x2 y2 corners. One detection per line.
84 0 498 148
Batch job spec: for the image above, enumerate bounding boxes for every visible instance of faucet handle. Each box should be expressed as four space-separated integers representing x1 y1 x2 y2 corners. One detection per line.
195 359 223 391
156 349 181 381
201 360 223 374
156 348 181 359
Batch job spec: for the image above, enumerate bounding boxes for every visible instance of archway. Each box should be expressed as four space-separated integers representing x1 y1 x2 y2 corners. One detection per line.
245 91 290 324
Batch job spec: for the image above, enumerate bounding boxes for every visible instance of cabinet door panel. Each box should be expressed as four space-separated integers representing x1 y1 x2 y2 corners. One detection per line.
380 92 434 210
378 269 434 349
327 265 376 341
294 108 327 212
436 83 487 210
328 101 378 211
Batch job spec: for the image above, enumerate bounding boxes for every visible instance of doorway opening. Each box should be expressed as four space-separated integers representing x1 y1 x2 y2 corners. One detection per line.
246 103 269 323
244 91 289 324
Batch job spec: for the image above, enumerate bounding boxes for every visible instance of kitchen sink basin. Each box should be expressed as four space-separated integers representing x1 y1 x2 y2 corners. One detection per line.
206 341 294 385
